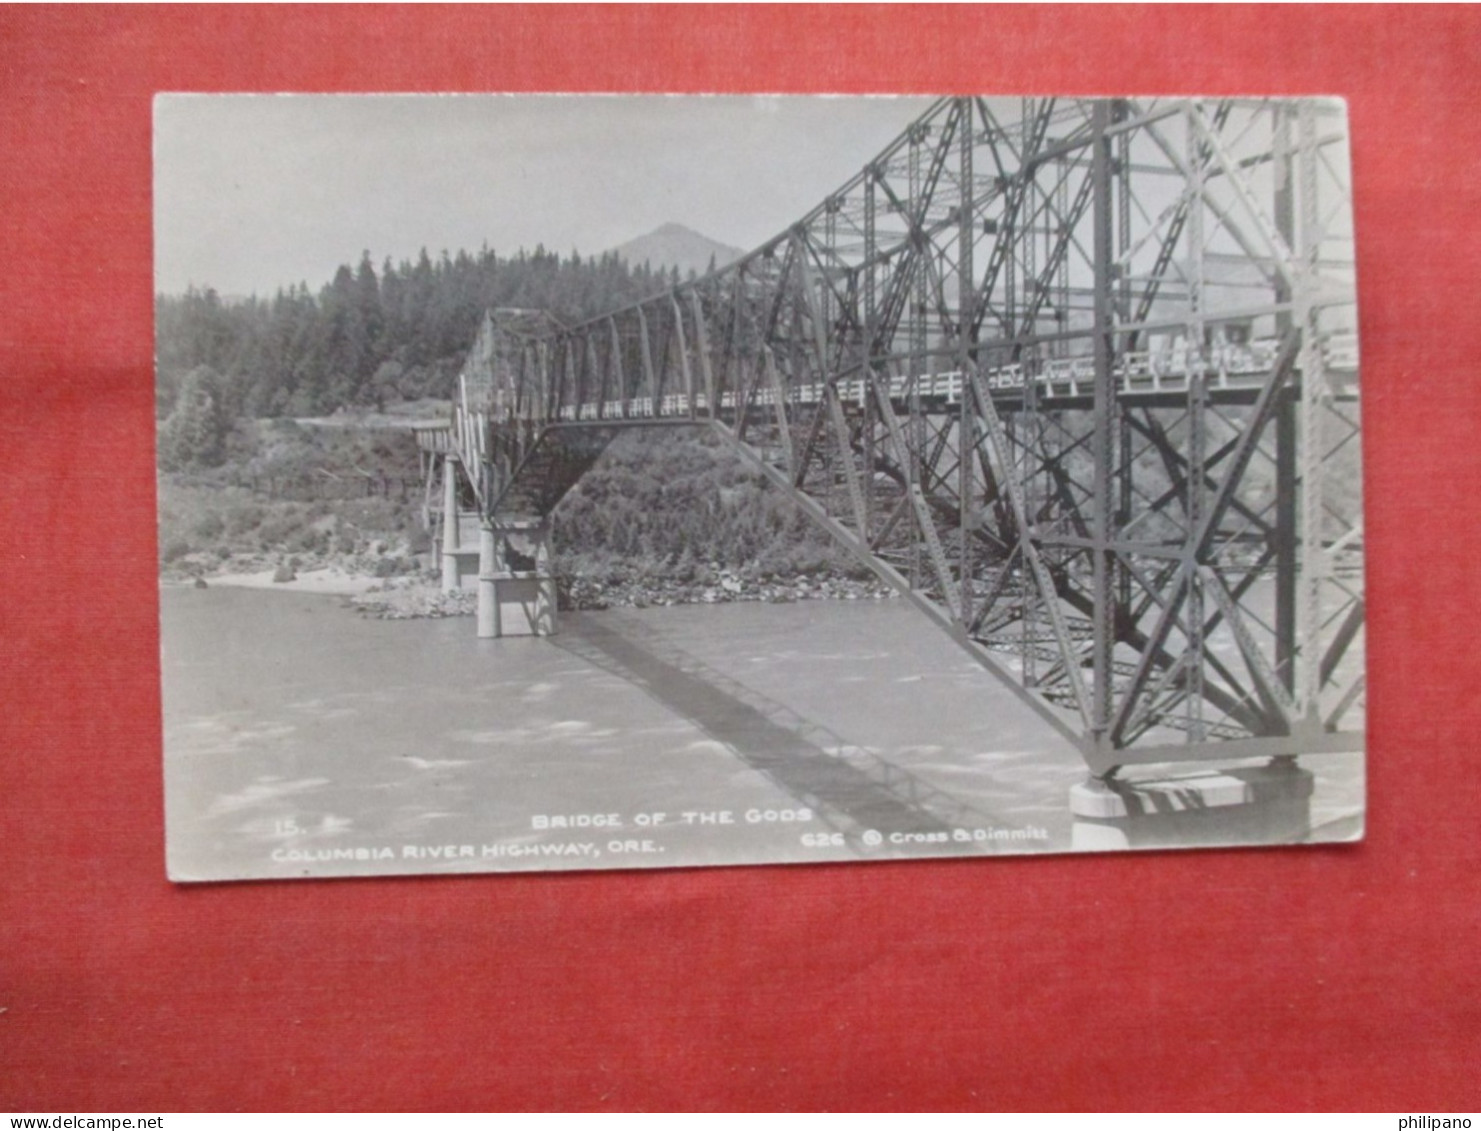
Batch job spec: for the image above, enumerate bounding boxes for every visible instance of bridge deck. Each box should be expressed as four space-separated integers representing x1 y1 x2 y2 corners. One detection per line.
548 337 1358 423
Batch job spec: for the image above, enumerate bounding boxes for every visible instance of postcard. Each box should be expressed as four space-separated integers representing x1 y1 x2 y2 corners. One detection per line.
157 94 1363 881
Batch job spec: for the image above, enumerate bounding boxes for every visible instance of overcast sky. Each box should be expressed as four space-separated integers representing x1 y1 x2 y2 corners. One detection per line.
154 94 939 298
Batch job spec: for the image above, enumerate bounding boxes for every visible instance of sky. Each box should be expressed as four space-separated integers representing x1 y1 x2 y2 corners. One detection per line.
154 94 940 298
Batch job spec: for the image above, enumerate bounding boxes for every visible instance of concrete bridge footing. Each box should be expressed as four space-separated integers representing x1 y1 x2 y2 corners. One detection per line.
439 454 484 593
476 517 557 639
1069 760 1316 851
440 453 461 593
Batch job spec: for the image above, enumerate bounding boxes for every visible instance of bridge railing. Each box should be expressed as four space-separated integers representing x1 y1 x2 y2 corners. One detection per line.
542 332 1359 423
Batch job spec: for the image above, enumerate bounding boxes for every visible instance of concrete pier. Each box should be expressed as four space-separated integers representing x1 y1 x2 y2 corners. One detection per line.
477 516 557 638
438 455 484 592
1070 760 1316 851
476 525 498 638
440 454 461 593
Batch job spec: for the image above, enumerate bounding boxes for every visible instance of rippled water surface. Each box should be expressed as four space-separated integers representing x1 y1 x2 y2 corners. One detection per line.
161 588 1363 880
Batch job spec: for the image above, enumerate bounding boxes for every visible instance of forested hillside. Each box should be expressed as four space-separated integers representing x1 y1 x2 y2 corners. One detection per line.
155 242 878 602
156 245 685 450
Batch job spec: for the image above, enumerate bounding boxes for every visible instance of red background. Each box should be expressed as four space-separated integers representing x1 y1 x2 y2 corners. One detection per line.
2 5 1478 1112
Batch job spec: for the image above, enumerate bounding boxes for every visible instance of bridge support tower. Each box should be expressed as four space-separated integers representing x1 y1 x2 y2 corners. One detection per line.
421 97 1362 829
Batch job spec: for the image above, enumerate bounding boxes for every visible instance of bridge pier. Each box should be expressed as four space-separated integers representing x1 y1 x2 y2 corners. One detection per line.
438 454 484 593
1069 760 1316 851
476 516 557 639
440 454 461 593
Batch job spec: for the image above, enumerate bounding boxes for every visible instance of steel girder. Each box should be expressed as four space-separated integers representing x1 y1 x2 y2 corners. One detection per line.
449 97 1363 775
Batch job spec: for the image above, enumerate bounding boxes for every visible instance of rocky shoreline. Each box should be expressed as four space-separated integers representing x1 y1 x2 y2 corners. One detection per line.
560 569 897 612
346 567 898 620
163 549 899 620
347 582 477 619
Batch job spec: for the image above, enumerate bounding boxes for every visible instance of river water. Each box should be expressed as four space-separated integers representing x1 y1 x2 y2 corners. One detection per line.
160 588 1363 881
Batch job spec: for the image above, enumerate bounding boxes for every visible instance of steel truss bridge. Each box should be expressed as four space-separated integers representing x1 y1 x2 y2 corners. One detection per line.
424 96 1363 778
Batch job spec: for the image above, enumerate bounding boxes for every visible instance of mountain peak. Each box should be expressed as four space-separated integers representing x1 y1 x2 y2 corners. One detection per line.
610 223 745 278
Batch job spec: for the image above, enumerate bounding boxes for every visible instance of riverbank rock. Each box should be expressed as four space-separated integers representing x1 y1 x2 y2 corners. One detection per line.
348 583 477 620
556 570 897 612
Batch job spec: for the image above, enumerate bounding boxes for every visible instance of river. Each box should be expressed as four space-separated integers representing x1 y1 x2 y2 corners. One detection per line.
160 587 1364 881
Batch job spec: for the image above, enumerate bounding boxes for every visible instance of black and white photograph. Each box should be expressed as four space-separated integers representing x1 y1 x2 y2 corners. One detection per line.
156 94 1365 882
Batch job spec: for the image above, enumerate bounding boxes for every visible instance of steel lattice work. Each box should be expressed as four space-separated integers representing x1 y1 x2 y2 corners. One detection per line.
438 96 1363 776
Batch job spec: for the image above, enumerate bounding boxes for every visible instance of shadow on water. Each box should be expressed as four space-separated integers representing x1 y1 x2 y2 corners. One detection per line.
555 614 1013 846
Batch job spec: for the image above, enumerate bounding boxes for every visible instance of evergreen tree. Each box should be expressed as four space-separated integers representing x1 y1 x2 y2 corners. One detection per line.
158 365 227 470
155 241 672 423
354 251 384 382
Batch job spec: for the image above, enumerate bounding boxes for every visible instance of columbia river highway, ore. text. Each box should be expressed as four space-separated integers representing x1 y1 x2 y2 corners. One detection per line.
267 808 1050 866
